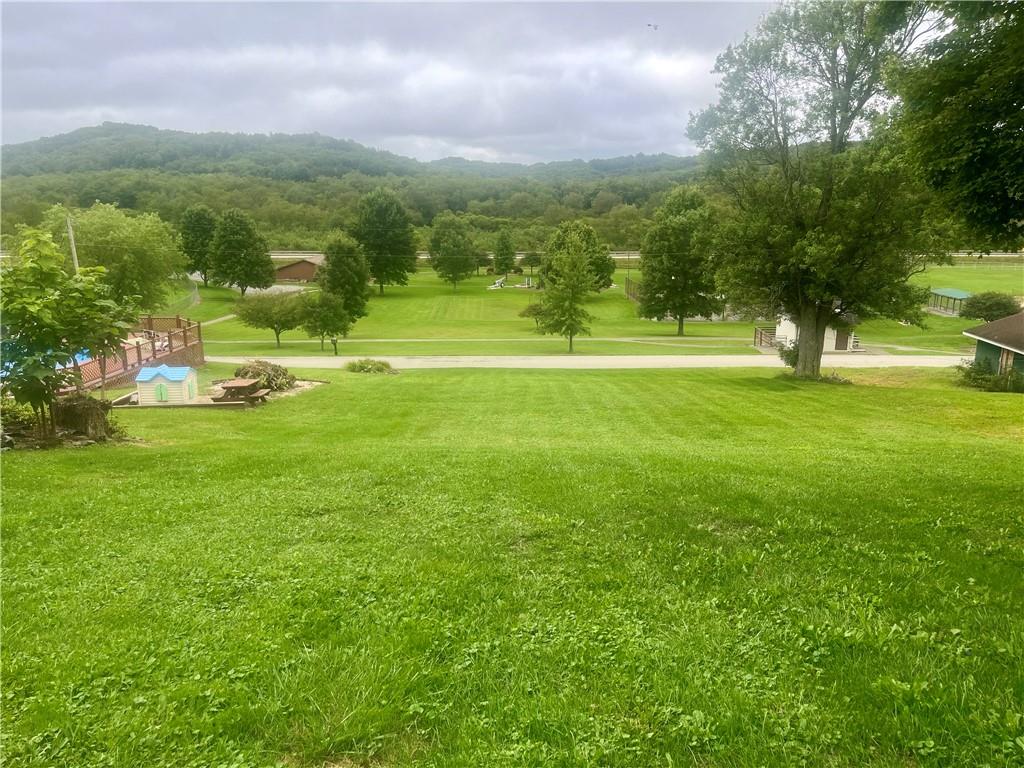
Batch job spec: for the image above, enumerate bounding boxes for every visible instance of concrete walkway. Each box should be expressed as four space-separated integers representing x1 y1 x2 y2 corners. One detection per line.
207 353 963 370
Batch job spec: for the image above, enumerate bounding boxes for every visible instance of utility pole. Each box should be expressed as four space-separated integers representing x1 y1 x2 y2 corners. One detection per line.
66 215 80 274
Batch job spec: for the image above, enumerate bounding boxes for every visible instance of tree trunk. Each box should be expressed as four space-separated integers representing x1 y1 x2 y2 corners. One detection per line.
794 304 830 378
677 316 685 336
568 333 574 352
275 330 281 348
379 282 385 295
202 273 209 288
320 337 325 351
240 286 247 297
331 339 338 356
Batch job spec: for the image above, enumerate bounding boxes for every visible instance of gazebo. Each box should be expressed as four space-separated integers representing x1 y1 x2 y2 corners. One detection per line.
928 288 972 316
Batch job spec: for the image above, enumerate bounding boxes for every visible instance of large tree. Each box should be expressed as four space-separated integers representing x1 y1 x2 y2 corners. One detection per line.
542 221 614 290
353 188 418 294
235 292 303 348
179 204 218 286
538 229 596 351
428 212 477 291
319 233 370 323
638 187 723 336
211 209 274 296
690 0 947 378
493 229 516 277
40 203 182 310
894 3 1023 249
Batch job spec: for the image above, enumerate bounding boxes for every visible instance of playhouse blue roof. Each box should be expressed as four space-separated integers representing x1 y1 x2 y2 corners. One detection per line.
135 365 193 383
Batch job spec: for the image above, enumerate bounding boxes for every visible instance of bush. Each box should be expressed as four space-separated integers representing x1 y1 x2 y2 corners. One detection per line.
344 359 396 374
1 398 38 434
777 341 799 368
961 292 1021 322
956 359 1024 393
233 360 296 391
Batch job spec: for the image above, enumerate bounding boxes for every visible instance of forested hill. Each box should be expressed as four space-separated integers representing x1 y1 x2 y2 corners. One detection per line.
2 123 697 181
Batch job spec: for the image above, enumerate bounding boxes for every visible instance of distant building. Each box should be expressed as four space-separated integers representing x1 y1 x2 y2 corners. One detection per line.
963 311 1024 374
928 288 972 316
135 365 198 405
270 251 324 282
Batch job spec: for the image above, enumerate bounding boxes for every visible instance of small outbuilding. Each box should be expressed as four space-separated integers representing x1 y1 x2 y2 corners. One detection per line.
135 365 199 405
963 311 1024 374
928 288 972 316
772 315 859 352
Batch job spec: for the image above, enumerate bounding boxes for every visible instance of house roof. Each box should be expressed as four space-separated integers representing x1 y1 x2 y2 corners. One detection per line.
931 287 972 300
270 251 325 265
963 311 1024 355
135 364 194 383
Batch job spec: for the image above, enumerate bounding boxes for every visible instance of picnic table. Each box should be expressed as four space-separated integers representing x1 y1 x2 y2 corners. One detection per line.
213 378 271 404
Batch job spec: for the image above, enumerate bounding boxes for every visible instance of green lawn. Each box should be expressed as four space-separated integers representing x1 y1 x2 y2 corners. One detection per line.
3 366 1022 767
911 264 1024 296
856 315 979 355
201 271 755 352
203 338 757 357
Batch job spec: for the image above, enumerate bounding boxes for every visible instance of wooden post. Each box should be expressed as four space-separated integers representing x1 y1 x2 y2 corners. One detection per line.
183 325 189 346
151 337 157 359
136 341 143 366
167 331 174 352
120 347 129 371
197 322 203 342
176 315 182 328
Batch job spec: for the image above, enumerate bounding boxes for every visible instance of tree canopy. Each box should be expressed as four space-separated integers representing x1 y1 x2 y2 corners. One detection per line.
39 202 181 310
352 188 418 294
1 230 137 433
235 292 303 347
690 0 947 378
637 188 722 335
537 228 597 351
543 221 614 290
180 204 218 286
319 233 370 323
302 291 351 352
211 209 274 296
493 229 516 277
894 3 1023 249
428 212 477 291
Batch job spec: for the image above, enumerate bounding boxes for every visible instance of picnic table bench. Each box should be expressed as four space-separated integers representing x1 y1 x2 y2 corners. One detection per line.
212 378 260 403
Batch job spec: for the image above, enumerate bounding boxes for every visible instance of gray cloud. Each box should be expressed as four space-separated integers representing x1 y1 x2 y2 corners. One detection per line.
1 2 773 162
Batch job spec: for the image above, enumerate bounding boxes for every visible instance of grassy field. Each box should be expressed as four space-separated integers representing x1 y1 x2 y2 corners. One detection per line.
3 365 1023 767
910 264 1024 296
200 271 755 349
191 265 1024 357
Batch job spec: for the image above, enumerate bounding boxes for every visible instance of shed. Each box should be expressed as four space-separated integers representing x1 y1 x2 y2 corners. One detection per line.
928 288 972 316
962 311 1024 374
772 315 859 352
135 365 199 405
274 258 320 282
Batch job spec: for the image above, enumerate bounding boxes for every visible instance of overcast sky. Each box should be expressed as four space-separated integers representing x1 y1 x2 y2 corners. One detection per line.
2 2 773 163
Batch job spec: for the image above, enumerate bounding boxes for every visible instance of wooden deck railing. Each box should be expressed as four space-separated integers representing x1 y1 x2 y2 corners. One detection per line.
75 316 203 390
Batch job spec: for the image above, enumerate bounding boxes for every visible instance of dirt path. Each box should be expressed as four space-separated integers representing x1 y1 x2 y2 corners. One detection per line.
206 353 963 370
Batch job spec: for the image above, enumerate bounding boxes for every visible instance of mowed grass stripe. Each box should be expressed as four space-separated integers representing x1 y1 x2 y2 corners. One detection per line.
4 367 1020 766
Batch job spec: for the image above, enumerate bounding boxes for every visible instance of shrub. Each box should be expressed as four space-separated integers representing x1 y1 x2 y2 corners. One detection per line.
777 341 799 369
344 359 396 374
1 398 37 434
956 359 1024 393
233 360 296 391
960 292 1020 322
